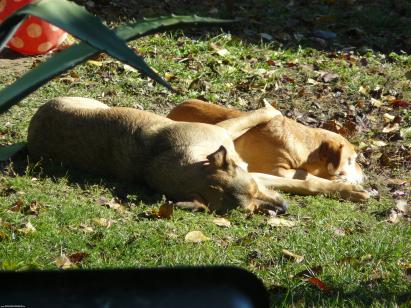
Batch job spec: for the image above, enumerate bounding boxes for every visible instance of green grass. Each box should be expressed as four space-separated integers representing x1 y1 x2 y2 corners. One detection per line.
1 0 411 306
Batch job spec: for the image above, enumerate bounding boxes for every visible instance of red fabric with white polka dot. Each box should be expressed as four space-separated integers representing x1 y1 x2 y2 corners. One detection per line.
0 0 67 55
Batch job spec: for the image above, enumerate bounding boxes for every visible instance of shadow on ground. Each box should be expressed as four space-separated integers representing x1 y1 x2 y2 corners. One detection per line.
3 149 164 206
74 0 411 54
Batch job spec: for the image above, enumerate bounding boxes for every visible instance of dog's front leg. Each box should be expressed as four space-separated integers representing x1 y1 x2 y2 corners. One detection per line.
251 172 369 202
216 103 281 139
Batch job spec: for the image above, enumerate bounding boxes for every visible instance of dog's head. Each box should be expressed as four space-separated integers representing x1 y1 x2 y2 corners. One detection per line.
319 139 364 184
197 146 288 214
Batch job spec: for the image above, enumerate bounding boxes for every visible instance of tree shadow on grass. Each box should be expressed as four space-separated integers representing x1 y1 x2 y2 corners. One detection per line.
5 149 164 206
74 0 410 54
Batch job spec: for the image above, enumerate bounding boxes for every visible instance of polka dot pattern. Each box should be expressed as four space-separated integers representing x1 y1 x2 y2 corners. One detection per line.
10 36 23 48
0 0 67 55
0 0 6 13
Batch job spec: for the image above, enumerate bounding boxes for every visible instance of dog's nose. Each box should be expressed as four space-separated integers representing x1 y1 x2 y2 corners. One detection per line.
277 200 288 215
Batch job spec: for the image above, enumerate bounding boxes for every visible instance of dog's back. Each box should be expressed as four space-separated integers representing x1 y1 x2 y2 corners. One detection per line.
28 97 170 181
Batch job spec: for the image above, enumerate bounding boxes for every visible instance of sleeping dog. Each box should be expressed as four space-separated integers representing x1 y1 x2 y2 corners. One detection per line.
168 99 369 202
27 97 288 214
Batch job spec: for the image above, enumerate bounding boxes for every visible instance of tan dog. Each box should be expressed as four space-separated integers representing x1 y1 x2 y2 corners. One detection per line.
168 99 369 202
27 97 289 214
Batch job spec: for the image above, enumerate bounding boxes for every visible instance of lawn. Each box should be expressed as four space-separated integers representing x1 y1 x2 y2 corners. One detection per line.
0 0 410 306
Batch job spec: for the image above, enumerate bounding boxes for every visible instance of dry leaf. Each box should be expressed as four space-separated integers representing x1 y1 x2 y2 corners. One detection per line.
68 252 89 263
382 123 400 133
158 202 174 219
268 217 297 227
0 231 9 240
388 210 400 224
87 60 103 67
9 199 24 212
164 72 175 81
370 140 387 147
93 218 114 228
123 64 137 72
282 249 304 263
184 231 210 243
307 78 318 85
55 254 73 269
395 200 409 216
213 217 231 228
390 99 410 109
371 98 383 107
359 85 369 96
320 72 339 83
18 222 36 234
306 277 330 292
98 197 125 212
79 223 94 233
210 43 229 56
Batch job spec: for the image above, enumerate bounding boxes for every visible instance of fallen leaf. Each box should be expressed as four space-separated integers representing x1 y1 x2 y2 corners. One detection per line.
371 98 383 107
268 217 297 227
210 43 229 56
370 140 387 147
282 249 304 263
184 231 210 243
320 72 339 83
97 197 125 212
93 218 114 228
164 72 175 81
79 223 94 233
382 123 400 133
68 252 88 263
390 99 410 109
55 254 73 269
158 202 174 219
359 85 369 96
306 277 330 292
213 217 231 227
307 78 318 85
333 227 346 236
9 199 24 212
87 60 103 67
18 222 36 234
395 200 409 216
388 210 400 224
123 64 137 72
0 231 9 240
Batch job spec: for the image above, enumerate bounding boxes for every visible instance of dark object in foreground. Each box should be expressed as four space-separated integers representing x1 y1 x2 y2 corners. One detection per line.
0 266 268 308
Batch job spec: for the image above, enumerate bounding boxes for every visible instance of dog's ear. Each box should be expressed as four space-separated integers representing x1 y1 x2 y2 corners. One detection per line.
319 140 343 169
206 145 233 170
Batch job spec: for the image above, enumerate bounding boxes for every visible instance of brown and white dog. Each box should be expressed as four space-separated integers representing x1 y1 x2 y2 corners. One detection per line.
168 99 369 202
27 97 288 214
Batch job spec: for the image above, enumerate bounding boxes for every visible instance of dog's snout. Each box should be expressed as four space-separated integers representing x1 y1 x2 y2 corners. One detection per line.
258 198 288 215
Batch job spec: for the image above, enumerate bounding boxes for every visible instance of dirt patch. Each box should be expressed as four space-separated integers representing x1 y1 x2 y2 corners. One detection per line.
0 49 46 81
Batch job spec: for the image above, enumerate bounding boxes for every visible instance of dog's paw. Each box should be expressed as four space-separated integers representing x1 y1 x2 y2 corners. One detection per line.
339 186 370 202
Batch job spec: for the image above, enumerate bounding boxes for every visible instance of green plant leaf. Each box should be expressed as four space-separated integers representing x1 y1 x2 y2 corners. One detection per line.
0 142 26 161
0 0 172 110
0 15 234 113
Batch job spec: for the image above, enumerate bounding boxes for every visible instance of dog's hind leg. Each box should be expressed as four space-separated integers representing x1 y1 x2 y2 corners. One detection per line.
216 103 281 139
251 172 369 202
